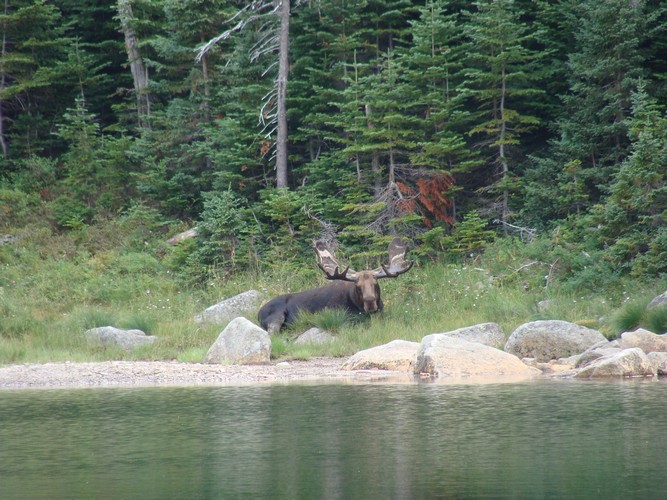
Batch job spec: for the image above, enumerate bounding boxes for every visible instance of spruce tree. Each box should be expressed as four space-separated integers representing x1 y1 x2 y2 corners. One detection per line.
596 83 667 276
461 0 545 229
555 0 650 206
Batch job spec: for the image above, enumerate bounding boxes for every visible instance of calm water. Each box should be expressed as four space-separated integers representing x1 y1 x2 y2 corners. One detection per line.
1 380 666 499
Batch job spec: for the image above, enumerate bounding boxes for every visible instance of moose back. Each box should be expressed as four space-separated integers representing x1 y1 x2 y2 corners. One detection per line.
258 238 413 333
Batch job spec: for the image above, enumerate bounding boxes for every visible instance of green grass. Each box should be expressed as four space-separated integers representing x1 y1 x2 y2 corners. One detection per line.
610 297 667 337
1 222 665 365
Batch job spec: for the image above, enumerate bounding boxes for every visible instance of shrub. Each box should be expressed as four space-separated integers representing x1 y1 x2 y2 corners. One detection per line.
610 299 667 336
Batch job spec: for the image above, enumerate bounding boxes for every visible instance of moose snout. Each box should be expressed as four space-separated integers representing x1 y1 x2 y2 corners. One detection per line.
364 301 380 313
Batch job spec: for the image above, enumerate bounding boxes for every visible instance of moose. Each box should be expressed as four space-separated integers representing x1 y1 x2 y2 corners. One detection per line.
258 237 413 333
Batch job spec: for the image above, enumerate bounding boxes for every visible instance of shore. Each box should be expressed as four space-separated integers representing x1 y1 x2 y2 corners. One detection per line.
0 358 414 389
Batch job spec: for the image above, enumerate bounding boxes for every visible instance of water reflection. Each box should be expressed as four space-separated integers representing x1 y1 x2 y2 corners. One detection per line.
1 380 666 499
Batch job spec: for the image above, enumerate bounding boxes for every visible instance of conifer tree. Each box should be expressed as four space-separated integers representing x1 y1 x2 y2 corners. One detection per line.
0 0 69 162
554 0 651 206
461 0 545 228
596 83 667 276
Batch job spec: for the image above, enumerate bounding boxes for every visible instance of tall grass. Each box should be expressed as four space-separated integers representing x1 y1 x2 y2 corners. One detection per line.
1 222 665 365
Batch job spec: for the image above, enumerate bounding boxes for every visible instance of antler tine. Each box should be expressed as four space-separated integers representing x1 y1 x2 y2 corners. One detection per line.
314 240 357 282
374 237 414 279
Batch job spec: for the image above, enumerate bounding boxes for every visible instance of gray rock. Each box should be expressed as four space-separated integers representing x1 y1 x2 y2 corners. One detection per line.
436 323 506 348
0 234 18 246
575 346 622 368
342 340 420 372
619 328 667 353
647 352 667 375
647 291 667 310
414 335 540 378
575 348 656 378
195 290 264 325
204 317 270 365
84 326 157 351
537 300 554 312
523 356 578 376
294 328 335 345
504 320 606 362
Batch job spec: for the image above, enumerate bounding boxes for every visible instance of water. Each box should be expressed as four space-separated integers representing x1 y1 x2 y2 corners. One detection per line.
1 380 666 499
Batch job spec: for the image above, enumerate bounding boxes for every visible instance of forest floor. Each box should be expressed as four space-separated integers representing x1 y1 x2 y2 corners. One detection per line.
0 358 414 390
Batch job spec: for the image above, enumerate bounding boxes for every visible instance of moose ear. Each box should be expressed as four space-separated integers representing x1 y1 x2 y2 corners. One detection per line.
313 240 357 282
373 237 414 279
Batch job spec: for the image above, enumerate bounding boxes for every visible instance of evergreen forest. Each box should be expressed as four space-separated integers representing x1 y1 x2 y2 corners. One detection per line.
1 0 666 309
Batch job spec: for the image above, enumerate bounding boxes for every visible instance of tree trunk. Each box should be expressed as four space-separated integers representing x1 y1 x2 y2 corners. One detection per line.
275 0 290 188
117 0 151 128
499 66 509 234
365 104 382 194
0 0 9 159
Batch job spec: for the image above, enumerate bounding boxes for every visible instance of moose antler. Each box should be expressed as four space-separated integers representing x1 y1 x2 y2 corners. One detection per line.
373 237 414 279
313 240 358 282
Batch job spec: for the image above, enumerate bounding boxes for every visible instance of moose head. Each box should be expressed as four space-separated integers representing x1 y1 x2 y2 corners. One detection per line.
258 237 413 333
313 237 413 314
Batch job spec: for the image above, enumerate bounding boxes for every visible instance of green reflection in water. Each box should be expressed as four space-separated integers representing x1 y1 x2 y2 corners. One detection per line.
1 380 666 499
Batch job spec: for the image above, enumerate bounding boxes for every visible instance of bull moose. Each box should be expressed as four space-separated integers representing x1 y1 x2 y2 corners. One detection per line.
258 237 413 333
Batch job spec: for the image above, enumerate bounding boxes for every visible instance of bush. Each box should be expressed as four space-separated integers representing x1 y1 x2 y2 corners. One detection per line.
610 299 667 336
0 189 41 229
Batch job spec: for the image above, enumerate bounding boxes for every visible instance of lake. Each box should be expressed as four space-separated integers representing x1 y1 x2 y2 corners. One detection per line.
1 379 666 499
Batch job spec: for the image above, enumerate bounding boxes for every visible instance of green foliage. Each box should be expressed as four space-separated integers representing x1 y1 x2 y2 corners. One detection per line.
418 210 495 259
592 83 667 278
610 299 667 336
2 0 667 368
289 309 359 335
186 189 256 281
0 188 41 229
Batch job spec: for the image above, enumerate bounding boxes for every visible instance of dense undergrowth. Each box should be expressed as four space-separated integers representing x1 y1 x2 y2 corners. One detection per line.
1 213 665 366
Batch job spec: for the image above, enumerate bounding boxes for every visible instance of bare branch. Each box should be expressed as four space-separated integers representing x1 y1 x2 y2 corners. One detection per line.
494 219 536 242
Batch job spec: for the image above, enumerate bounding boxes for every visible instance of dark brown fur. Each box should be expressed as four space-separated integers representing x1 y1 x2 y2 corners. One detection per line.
258 238 412 333
258 273 382 333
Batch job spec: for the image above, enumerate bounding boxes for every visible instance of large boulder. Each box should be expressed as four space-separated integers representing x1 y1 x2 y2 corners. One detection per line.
647 352 667 375
414 335 540 378
504 320 606 362
435 323 506 348
619 328 667 353
294 328 335 345
647 290 667 310
195 290 264 325
575 348 656 378
204 317 271 365
342 340 420 372
84 326 157 351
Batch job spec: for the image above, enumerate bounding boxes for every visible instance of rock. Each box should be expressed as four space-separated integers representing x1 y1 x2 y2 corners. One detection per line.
504 320 606 362
435 323 506 348
167 228 197 245
0 234 18 246
537 300 554 312
84 326 157 351
575 346 622 369
414 335 540 378
195 290 264 325
342 340 420 372
204 317 271 365
647 352 667 375
575 348 656 378
524 356 578 375
294 328 335 345
619 328 667 353
647 291 667 310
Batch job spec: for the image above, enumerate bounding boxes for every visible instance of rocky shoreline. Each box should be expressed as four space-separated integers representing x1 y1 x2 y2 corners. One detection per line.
0 358 415 390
